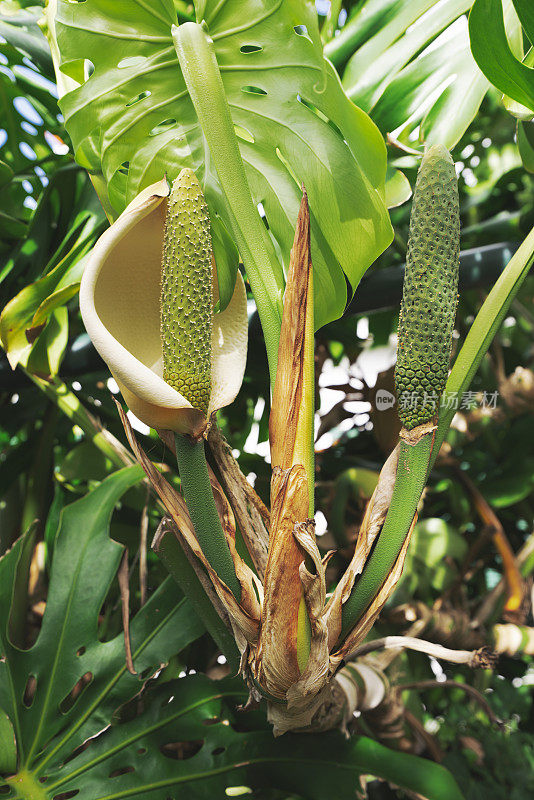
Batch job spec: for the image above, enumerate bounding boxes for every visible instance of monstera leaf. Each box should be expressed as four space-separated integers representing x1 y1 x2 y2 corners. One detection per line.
0 467 205 784
45 0 393 328
0 668 467 799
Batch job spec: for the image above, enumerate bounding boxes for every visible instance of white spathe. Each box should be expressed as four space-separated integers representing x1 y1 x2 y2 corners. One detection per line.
80 178 248 435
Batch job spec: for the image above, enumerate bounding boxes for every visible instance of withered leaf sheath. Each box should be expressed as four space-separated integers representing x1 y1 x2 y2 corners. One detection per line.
160 168 212 416
395 145 460 430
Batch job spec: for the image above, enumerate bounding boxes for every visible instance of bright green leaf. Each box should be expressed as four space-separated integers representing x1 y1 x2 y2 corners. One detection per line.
344 0 471 111
372 23 467 136
469 0 534 113
0 172 105 371
421 49 490 149
47 0 393 328
25 306 68 378
385 164 412 207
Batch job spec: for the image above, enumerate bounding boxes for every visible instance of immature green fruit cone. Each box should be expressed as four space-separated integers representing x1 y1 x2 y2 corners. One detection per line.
161 169 212 416
395 144 460 430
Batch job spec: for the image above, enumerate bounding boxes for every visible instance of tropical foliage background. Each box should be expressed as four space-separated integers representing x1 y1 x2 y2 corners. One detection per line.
0 0 533 798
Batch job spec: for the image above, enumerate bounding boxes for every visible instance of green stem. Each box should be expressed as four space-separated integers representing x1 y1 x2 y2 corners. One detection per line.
154 522 240 671
172 21 284 386
28 373 133 470
339 433 434 641
433 225 534 468
174 434 241 601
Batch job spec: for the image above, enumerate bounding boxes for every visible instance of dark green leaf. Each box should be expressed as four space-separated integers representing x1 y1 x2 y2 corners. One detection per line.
4 674 465 800
0 466 205 774
0 708 17 775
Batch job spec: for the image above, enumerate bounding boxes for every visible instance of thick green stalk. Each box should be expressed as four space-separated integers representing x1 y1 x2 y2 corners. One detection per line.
154 522 240 671
172 21 284 386
338 146 459 641
340 433 434 640
432 225 534 469
174 433 241 601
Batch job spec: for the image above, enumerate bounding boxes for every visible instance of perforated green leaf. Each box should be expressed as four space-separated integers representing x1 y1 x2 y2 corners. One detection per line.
0 466 205 775
1 671 465 800
45 0 393 328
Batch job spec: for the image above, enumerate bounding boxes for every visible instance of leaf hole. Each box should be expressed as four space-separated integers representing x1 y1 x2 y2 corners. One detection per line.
293 24 312 42
240 44 263 54
212 746 226 756
160 741 203 760
61 738 94 766
241 85 267 96
160 694 176 708
13 96 43 127
125 90 151 108
234 125 255 143
76 646 86 657
137 747 147 755
23 675 37 708
39 777 49 784
109 766 135 778
53 792 80 800
59 671 93 714
139 665 157 680
0 786 10 795
296 94 344 141
118 162 130 176
149 118 177 137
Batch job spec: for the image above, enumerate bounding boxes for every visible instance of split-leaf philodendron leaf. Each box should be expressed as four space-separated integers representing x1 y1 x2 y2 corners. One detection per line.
0 466 205 784
46 0 393 328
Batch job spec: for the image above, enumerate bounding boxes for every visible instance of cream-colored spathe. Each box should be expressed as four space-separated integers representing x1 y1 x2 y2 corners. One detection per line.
79 178 248 435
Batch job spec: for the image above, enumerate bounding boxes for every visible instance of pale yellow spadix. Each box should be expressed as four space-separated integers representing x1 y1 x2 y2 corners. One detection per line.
79 176 247 437
161 169 212 416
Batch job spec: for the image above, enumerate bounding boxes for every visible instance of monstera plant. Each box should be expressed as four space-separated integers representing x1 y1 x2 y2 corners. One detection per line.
1 0 534 798
44 0 393 367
